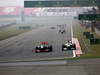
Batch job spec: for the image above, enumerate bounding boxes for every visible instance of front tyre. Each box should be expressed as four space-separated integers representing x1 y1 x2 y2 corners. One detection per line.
49 46 52 52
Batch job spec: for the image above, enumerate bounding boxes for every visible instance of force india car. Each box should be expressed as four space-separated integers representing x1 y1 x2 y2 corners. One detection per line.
62 41 76 51
35 42 53 53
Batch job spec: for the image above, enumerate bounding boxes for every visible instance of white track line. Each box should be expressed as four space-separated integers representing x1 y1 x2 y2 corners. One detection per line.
71 20 76 57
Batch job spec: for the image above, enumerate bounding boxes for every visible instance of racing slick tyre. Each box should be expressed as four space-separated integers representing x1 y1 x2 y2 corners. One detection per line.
72 44 76 50
49 46 53 52
35 47 39 53
62 44 65 51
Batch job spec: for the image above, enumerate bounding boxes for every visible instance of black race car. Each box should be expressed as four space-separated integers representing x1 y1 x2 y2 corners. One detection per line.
62 41 76 51
35 42 52 53
59 29 66 34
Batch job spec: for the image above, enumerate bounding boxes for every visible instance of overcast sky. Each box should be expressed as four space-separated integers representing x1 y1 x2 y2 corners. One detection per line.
0 0 24 7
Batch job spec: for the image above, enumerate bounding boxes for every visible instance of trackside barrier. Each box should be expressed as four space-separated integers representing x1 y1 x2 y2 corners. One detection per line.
73 38 83 57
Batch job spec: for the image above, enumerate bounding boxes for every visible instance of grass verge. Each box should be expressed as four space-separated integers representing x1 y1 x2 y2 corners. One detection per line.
73 20 100 59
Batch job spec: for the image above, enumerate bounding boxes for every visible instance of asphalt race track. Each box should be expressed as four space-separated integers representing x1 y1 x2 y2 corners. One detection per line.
0 16 74 59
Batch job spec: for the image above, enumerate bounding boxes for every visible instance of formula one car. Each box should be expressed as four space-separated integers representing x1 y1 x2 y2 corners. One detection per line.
50 26 56 29
59 29 66 34
35 42 53 53
62 41 76 51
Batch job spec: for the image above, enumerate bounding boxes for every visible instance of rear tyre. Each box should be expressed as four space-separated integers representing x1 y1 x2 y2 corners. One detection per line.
72 44 76 50
35 47 39 53
35 51 38 53
62 44 64 51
